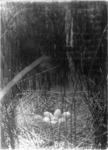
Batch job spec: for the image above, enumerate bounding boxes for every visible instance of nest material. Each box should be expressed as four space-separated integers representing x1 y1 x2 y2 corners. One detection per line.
14 89 94 149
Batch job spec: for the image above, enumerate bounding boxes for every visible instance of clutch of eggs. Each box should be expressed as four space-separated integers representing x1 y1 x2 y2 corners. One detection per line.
43 110 71 124
43 116 58 124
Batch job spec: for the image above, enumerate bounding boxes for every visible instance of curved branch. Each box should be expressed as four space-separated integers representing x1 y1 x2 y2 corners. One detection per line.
0 8 32 39
0 55 50 103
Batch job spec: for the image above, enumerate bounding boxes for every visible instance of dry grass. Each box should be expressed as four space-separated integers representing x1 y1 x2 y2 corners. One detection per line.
12 89 95 149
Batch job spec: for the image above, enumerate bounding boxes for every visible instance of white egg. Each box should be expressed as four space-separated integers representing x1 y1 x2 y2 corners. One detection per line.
51 120 58 125
50 116 58 124
43 117 50 123
51 116 58 121
54 109 61 118
44 111 53 119
62 112 71 119
58 117 66 124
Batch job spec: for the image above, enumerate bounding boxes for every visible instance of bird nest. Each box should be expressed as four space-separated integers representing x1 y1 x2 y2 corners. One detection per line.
13 89 94 149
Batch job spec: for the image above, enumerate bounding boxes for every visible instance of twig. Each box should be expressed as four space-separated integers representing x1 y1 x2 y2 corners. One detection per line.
0 8 32 39
18 65 59 84
88 24 108 78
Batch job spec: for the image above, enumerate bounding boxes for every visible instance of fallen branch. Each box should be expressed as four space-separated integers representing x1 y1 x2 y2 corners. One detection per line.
0 55 50 103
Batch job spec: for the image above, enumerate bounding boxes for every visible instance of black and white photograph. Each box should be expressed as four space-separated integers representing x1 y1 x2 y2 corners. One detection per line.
0 0 107 149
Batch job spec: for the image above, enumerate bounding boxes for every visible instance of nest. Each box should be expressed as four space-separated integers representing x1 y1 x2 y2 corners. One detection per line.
13 89 94 149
